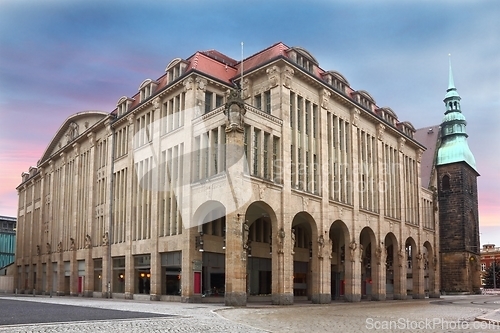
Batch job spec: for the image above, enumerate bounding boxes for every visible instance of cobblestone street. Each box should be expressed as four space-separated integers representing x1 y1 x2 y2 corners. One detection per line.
1 295 500 332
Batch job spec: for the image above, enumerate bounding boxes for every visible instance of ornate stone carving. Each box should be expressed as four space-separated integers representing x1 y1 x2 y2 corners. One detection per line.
318 235 325 259
277 227 285 254
349 241 357 262
328 238 333 259
87 132 96 146
72 143 80 156
243 222 249 250
351 108 361 127
282 66 294 88
66 122 79 143
321 88 331 110
85 234 92 249
266 65 280 87
152 97 161 111
377 123 386 141
46 243 51 254
196 77 207 91
398 137 406 152
359 244 364 262
127 114 135 125
102 232 109 246
70 238 75 251
57 241 62 253
36 245 41 256
242 78 251 99
398 248 405 267
416 252 423 269
183 77 193 91
224 89 246 133
417 149 424 163
375 246 383 265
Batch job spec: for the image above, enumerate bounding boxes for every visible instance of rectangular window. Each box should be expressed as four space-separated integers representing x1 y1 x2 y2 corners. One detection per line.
297 96 303 133
263 133 270 178
264 90 271 114
253 129 260 176
290 93 295 128
215 94 223 108
205 92 213 114
255 94 262 110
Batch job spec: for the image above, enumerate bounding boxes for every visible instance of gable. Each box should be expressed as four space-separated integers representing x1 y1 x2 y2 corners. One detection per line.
39 111 108 165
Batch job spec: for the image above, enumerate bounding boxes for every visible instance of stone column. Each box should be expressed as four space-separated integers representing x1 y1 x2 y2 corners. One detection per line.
125 253 134 299
313 235 332 304
371 245 386 301
56 251 64 296
272 226 293 305
69 244 78 296
413 252 426 299
225 212 247 306
150 252 161 301
344 242 362 302
83 239 94 297
393 248 407 300
101 245 111 298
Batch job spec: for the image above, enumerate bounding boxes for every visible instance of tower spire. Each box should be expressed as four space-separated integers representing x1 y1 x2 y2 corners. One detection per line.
448 54 456 91
437 57 477 172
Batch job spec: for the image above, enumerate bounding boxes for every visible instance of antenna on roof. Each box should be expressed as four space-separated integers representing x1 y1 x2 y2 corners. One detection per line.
240 42 244 97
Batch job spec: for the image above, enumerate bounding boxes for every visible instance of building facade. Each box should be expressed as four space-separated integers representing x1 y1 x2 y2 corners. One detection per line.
15 42 440 305
0 216 16 270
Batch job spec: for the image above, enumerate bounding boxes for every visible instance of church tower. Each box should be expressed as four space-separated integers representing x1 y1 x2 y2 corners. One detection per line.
437 60 481 293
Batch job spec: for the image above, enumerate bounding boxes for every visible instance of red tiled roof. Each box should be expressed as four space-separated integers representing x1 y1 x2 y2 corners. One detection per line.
187 52 237 83
235 42 289 74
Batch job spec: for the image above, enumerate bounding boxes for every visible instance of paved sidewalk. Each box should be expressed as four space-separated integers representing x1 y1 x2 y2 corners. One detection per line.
1 295 500 332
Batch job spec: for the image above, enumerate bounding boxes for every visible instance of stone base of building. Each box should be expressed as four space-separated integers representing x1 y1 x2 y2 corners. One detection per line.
181 295 203 303
150 294 161 301
392 293 407 300
412 293 426 299
224 292 247 306
311 293 331 304
101 292 111 298
429 292 441 298
371 293 386 301
70 292 79 297
344 294 361 302
56 291 65 296
272 293 293 305
124 292 133 300
83 290 93 297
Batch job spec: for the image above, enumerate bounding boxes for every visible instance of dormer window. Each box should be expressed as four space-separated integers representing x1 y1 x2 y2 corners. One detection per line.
352 90 376 112
165 58 188 84
287 47 319 74
116 96 135 116
139 79 159 102
397 121 416 138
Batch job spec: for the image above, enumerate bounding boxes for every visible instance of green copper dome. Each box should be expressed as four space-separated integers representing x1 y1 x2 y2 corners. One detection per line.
436 59 478 172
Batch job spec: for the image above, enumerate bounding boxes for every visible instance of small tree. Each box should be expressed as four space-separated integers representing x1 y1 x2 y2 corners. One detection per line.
483 261 500 289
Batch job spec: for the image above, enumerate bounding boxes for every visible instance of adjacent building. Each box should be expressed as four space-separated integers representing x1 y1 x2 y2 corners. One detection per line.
15 42 444 304
0 216 16 270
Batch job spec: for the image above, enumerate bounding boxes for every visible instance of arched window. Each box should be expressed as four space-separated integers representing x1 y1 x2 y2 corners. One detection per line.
442 175 450 191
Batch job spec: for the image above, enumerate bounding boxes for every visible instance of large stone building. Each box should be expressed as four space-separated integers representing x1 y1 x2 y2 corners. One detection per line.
15 42 442 305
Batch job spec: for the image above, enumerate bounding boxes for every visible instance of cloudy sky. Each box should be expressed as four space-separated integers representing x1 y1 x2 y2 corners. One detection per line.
1 0 498 244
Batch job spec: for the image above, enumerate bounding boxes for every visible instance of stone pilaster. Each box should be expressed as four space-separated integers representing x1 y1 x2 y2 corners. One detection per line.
225 213 247 306
371 246 386 301
150 252 161 301
83 244 94 297
124 253 134 299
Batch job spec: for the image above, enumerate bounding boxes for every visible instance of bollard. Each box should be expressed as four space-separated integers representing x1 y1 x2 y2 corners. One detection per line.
50 291 52 298
15 288 17 296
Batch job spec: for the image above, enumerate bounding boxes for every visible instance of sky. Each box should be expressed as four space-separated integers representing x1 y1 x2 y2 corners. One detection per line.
0 0 499 244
